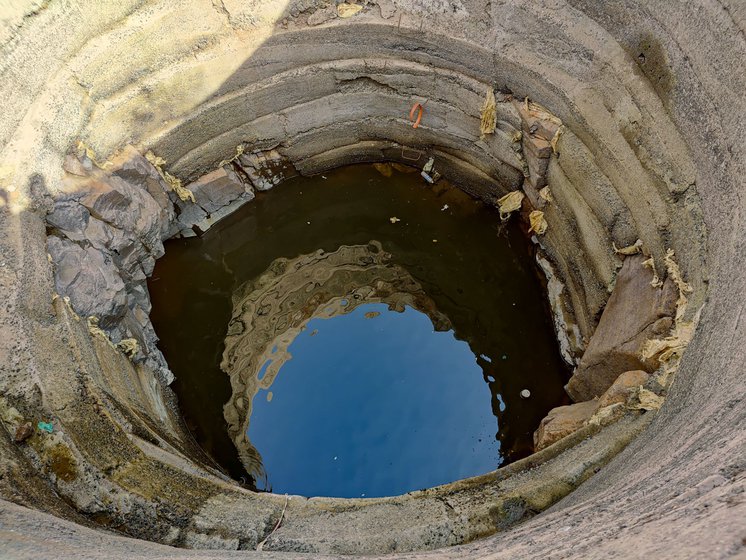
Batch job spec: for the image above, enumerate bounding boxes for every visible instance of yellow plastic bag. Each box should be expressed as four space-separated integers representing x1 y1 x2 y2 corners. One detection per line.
497 191 524 220
529 210 548 235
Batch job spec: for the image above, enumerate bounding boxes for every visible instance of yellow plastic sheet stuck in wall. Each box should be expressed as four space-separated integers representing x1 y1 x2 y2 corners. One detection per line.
480 89 497 137
529 210 548 235
337 3 363 17
497 190 524 220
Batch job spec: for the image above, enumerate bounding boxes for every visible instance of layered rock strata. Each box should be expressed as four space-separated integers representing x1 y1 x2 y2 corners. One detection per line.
1 0 743 557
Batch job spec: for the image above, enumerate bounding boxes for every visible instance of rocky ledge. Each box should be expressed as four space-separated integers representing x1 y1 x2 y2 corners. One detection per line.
44 144 284 384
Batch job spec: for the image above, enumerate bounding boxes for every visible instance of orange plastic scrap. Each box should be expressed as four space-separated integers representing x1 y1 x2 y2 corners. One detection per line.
409 102 424 129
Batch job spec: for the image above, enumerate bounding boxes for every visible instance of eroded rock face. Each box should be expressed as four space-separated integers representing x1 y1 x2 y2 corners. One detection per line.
45 149 175 379
184 166 247 214
512 99 560 208
47 236 127 325
535 369 652 451
237 149 297 191
44 148 264 383
565 255 677 402
596 370 650 409
173 165 255 236
533 399 598 451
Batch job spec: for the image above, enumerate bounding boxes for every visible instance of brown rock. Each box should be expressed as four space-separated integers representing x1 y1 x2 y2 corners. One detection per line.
109 145 176 226
565 254 677 401
597 370 650 409
533 399 598 451
523 134 553 159
14 422 33 443
62 154 89 176
519 117 553 189
512 99 561 142
524 147 550 189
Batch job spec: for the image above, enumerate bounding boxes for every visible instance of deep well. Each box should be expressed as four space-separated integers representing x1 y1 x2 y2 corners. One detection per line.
0 1 744 558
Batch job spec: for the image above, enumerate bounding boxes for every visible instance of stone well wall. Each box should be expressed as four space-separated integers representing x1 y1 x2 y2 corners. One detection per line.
0 0 744 558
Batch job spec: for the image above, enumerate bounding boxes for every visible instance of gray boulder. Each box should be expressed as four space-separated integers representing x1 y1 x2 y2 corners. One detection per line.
47 236 127 326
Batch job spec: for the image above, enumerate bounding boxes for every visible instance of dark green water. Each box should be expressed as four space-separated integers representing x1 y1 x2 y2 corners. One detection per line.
148 163 569 498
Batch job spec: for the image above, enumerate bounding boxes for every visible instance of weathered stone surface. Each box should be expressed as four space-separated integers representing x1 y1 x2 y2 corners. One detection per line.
184 165 247 214
44 149 181 377
192 191 254 232
524 144 550 189
82 177 164 255
513 99 560 142
513 99 560 190
45 200 90 242
596 370 650 409
533 399 598 451
173 199 208 234
238 149 297 191
171 165 256 236
565 254 677 401
307 6 336 26
47 236 127 325
81 213 127 251
44 147 261 385
524 134 553 159
1 0 741 556
109 145 175 239
377 0 396 19
535 370 649 451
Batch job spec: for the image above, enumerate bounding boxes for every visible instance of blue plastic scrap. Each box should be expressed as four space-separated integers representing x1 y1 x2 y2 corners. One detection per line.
37 421 54 433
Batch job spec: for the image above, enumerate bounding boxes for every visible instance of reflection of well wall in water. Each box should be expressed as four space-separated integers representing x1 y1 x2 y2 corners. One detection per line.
220 241 451 482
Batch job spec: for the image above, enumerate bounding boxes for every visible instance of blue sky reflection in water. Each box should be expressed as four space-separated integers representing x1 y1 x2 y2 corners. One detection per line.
247 303 499 498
